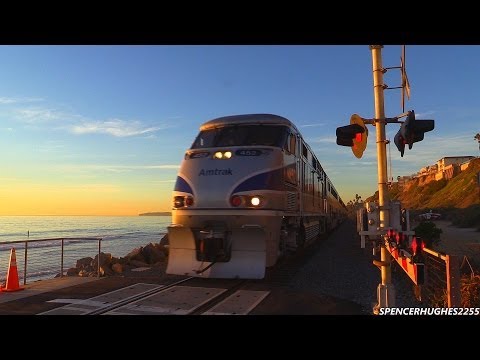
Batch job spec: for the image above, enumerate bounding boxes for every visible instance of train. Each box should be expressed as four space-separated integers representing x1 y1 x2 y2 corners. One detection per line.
166 114 347 279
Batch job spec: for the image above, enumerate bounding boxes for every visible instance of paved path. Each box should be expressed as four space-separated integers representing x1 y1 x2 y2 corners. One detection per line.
430 220 480 260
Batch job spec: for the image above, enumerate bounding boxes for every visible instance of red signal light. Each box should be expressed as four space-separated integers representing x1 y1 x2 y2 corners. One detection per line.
411 236 417 252
230 195 242 207
355 133 362 143
411 236 425 264
185 197 194 206
411 236 418 254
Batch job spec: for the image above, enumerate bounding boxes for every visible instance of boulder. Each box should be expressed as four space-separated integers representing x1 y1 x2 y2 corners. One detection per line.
129 259 150 268
78 270 88 277
84 265 95 273
100 265 114 276
76 257 93 269
125 247 142 258
125 247 146 263
112 263 123 274
66 267 79 276
122 264 134 272
142 243 166 264
157 244 169 257
93 252 112 268
159 233 169 246
117 257 129 265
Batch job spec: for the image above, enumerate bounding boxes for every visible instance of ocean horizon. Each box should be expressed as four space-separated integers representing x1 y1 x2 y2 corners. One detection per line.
0 215 172 284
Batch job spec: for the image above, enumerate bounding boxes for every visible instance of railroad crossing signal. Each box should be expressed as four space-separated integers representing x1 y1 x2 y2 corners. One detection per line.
385 230 425 286
411 236 425 263
394 110 435 157
336 114 368 158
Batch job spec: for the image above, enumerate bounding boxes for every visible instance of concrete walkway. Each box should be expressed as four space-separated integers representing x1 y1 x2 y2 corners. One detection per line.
0 277 101 304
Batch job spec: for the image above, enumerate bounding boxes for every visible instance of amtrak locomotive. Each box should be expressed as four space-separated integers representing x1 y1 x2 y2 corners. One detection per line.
166 114 346 279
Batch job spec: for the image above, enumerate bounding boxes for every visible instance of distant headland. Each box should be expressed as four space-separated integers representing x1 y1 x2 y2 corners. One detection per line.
139 212 171 216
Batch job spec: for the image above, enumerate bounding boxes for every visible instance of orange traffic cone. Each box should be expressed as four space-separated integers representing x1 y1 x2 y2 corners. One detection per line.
1 248 24 292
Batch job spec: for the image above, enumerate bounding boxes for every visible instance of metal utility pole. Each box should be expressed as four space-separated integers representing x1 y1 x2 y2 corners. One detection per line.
370 45 395 312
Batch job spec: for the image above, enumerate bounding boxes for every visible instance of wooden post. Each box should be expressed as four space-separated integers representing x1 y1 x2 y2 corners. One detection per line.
446 255 461 307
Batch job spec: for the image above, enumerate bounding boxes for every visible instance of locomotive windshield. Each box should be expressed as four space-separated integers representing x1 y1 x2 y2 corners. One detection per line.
191 125 288 149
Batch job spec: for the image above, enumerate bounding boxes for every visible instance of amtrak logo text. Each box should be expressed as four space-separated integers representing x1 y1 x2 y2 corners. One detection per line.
198 168 233 176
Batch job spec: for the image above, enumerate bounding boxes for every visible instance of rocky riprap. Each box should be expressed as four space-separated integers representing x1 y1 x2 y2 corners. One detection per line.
62 235 169 278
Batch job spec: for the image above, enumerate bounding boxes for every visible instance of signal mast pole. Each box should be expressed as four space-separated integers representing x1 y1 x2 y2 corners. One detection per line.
370 45 395 311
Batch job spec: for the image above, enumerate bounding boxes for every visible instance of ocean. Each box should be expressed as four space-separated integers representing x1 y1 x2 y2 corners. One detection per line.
0 215 171 284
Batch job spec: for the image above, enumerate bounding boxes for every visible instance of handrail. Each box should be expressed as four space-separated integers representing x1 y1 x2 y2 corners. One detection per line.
0 237 102 285
423 247 447 261
0 237 102 245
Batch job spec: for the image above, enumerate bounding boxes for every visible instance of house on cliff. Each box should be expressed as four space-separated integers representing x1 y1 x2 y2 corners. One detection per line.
435 156 476 180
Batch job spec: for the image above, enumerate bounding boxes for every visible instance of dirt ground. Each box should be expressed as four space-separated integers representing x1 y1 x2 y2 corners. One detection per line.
421 220 480 266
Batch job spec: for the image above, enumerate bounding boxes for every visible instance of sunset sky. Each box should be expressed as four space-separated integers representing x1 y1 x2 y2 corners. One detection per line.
0 45 478 215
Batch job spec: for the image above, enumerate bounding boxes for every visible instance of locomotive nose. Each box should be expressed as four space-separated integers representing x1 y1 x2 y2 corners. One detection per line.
190 165 238 208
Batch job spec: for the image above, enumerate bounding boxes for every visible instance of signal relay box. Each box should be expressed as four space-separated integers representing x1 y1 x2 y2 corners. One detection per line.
357 201 410 248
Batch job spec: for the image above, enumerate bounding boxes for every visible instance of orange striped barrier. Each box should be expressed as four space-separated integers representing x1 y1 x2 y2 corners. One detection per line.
386 239 424 285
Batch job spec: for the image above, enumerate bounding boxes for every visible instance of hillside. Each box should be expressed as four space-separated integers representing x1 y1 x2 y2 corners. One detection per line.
366 158 480 211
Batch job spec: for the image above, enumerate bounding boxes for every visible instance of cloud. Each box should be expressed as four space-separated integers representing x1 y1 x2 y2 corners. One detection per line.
152 179 176 184
71 119 166 137
300 123 326 128
55 164 180 173
63 184 121 192
311 136 337 144
414 110 436 118
13 183 123 193
12 104 170 138
100 164 180 173
38 141 66 153
15 108 75 124
143 165 181 169
102 164 180 173
0 97 44 104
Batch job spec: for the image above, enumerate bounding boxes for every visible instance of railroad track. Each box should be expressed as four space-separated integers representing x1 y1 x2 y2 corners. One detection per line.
39 276 267 315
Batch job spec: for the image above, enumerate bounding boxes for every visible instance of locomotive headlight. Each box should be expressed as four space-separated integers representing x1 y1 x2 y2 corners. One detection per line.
213 151 233 159
250 196 261 206
230 195 264 208
173 195 194 208
173 196 185 208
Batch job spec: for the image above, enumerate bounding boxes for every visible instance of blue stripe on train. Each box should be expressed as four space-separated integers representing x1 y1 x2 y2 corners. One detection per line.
174 176 193 194
232 168 286 193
